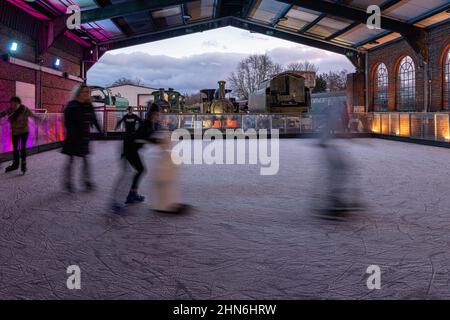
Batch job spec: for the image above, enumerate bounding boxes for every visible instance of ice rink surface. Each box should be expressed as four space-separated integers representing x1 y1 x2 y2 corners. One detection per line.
1 138 450 299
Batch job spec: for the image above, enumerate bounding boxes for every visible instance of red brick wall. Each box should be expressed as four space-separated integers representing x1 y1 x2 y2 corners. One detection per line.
42 73 79 112
346 72 365 111
1 11 86 113
0 60 80 113
367 22 450 112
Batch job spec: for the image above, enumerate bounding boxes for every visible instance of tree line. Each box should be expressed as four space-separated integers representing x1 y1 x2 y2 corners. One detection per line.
109 53 349 104
228 53 348 100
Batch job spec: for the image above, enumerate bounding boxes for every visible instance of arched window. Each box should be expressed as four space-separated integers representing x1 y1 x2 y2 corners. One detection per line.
444 48 450 110
397 56 415 111
374 63 388 111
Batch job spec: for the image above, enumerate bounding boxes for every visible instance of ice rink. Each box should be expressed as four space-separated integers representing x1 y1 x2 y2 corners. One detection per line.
1 138 450 299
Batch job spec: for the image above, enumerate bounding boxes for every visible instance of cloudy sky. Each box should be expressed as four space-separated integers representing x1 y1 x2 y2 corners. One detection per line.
87 26 354 93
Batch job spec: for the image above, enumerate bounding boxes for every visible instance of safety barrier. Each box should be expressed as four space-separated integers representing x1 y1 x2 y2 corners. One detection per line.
8 111 450 155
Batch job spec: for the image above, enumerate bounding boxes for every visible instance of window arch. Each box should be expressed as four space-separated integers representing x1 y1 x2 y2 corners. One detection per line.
397 56 415 111
444 48 450 110
374 63 388 111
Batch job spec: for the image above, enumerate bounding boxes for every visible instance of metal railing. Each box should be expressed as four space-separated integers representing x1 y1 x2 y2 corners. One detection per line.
370 112 450 142
0 113 65 154
7 110 450 155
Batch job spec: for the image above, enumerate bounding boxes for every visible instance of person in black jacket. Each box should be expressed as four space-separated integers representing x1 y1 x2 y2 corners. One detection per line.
125 103 161 204
115 106 142 157
62 84 102 192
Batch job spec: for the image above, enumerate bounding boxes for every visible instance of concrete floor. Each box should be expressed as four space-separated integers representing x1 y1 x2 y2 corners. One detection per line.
1 139 450 299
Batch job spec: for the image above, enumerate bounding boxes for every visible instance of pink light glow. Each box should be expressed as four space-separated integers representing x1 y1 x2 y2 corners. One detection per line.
6 0 50 20
64 31 92 47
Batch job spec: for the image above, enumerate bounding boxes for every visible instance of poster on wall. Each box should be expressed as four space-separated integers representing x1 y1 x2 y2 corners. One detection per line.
15 81 36 110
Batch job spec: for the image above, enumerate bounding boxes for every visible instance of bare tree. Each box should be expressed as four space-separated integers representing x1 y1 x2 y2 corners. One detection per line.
285 60 319 73
111 77 143 86
184 92 202 106
228 54 283 100
322 69 348 92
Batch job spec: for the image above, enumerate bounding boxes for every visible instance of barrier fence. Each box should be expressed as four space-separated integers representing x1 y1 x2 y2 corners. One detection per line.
2 111 450 155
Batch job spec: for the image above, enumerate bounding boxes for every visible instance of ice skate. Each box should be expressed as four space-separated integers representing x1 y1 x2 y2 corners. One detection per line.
5 161 19 173
21 161 27 174
125 191 145 204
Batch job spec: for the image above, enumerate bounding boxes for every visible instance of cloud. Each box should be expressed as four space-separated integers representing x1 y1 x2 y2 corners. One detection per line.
87 47 354 93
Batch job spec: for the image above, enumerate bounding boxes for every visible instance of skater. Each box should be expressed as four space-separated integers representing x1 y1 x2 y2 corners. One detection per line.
0 96 40 174
153 130 190 214
315 103 363 220
111 103 161 211
62 84 102 192
115 106 142 156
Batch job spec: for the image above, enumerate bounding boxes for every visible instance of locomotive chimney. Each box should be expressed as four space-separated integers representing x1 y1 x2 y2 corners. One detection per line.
159 88 166 101
218 80 226 100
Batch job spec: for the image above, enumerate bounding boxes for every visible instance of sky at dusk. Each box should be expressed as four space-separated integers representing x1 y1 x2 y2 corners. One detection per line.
87 26 354 93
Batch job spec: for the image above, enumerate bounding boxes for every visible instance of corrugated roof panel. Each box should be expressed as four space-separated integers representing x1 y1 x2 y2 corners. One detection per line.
383 0 449 22
335 23 387 45
362 32 402 49
151 5 184 29
249 0 291 24
277 6 321 30
306 16 353 38
186 0 214 22
414 12 450 27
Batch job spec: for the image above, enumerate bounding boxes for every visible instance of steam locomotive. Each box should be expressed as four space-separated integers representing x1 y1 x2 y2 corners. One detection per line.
152 88 185 113
248 71 315 113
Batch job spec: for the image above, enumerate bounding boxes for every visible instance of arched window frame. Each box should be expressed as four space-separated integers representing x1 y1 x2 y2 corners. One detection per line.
374 63 388 111
443 48 450 110
397 56 416 111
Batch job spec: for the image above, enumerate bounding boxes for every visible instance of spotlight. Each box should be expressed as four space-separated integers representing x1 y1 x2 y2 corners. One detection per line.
53 58 61 69
10 42 18 52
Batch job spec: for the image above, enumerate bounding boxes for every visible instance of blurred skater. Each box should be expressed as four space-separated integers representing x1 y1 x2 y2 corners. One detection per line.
316 105 363 220
115 106 142 157
110 103 161 211
0 96 40 174
62 84 102 192
153 131 190 214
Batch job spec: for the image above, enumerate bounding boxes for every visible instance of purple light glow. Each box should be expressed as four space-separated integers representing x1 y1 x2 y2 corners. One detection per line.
0 116 65 154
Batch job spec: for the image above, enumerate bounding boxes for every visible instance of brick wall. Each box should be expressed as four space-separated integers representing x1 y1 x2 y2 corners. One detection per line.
0 1 86 113
367 22 450 112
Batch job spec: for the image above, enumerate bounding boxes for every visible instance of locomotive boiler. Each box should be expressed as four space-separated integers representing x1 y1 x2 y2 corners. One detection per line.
248 71 315 113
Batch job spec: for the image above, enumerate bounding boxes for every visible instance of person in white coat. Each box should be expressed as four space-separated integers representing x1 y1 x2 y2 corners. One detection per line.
153 130 190 214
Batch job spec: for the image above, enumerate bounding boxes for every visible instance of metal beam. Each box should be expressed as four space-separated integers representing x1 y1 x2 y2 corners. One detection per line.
271 4 293 27
278 0 424 35
241 0 256 19
325 0 406 41
81 0 195 24
355 3 450 60
230 17 362 56
102 17 233 50
37 15 68 57
299 13 326 33
213 0 222 19
102 16 364 61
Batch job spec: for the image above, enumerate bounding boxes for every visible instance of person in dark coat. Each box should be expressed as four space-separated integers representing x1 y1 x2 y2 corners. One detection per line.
0 96 40 173
62 84 102 192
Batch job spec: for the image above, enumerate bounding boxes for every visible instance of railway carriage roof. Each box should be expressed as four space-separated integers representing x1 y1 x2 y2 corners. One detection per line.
6 0 450 63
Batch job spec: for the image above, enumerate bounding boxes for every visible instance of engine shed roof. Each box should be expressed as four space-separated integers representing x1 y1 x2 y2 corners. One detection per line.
6 0 450 63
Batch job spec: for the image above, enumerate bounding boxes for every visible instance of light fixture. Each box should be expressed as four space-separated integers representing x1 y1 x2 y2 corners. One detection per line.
10 41 18 53
183 14 192 20
53 58 61 69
